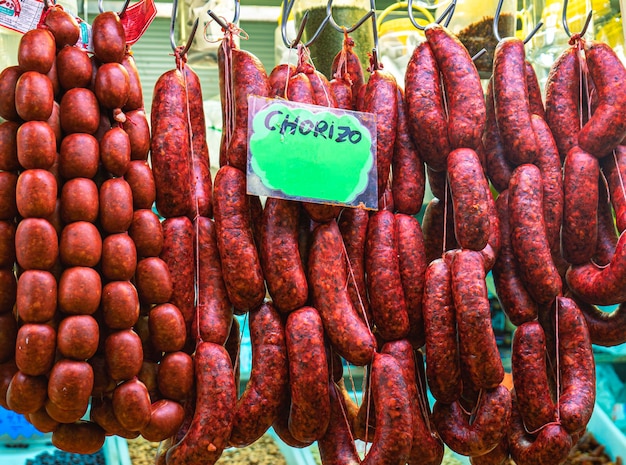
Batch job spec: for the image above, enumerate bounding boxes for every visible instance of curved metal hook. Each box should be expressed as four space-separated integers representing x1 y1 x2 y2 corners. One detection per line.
408 0 456 31
170 0 200 55
326 0 375 33
98 0 131 16
281 0 331 48
206 0 240 29
493 0 542 43
118 0 132 17
562 0 593 38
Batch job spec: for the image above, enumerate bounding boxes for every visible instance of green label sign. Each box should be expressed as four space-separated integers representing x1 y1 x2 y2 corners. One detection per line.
247 96 378 209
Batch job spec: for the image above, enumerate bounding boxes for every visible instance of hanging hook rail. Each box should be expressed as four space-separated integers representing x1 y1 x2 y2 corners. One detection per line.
407 0 456 31
170 0 200 55
98 0 132 16
326 0 375 33
281 0 331 48
206 0 241 30
493 0 542 43
562 0 593 38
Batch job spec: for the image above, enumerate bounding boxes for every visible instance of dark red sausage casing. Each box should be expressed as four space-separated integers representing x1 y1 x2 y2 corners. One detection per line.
395 213 427 348
556 296 595 434
562 145 599 265
508 164 562 304
578 41 626 158
483 78 514 193
260 198 308 313
531 114 564 252
165 342 236 465
433 385 511 457
545 47 581 160
317 381 361 465
404 41 449 172
511 321 556 431
492 190 539 325
337 207 370 324
285 306 330 443
365 210 410 341
229 302 288 447
308 220 376 366
194 216 233 345
601 145 626 233
226 49 270 171
160 217 195 327
508 397 572 465
360 352 413 465
493 38 540 165
425 23 486 151
447 148 493 251
423 258 462 403
451 250 504 389
213 166 265 312
382 340 444 465
183 63 213 218
362 70 398 197
150 68 194 218
392 87 425 215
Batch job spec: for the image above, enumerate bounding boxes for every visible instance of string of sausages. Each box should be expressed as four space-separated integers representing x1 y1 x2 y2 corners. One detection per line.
2 5 626 465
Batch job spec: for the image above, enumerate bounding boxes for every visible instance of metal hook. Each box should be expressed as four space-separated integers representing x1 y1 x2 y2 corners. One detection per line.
118 0 131 17
206 0 240 29
562 0 593 38
170 0 200 55
281 0 331 48
408 0 456 31
326 0 375 33
493 0 542 43
98 0 131 15
369 0 381 69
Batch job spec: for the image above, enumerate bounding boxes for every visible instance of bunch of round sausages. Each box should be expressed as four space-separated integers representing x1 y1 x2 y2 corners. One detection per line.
3 8 626 465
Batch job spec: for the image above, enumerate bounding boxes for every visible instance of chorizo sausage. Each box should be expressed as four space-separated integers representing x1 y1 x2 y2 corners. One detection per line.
562 146 599 265
365 210 410 341
361 353 413 465
493 38 539 165
229 302 289 447
511 321 556 431
309 220 376 366
285 306 330 442
508 164 562 304
165 342 236 465
433 385 511 457
213 166 265 312
404 41 449 172
194 216 233 345
579 41 626 158
425 23 486 151
423 258 461 403
260 198 308 313
451 250 504 389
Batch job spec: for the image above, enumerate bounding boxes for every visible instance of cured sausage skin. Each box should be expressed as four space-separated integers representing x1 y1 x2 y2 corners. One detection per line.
309 221 376 366
285 307 330 443
423 258 461 403
213 166 265 312
365 211 410 341
451 251 504 389
493 38 539 165
229 302 288 447
425 23 486 151
165 342 236 465
361 353 413 465
511 322 556 431
508 164 562 304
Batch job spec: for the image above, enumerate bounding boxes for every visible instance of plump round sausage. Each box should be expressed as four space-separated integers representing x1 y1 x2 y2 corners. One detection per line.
57 315 99 360
47 360 93 411
59 178 99 223
15 324 56 376
44 6 80 48
15 71 54 122
56 46 93 90
16 270 57 323
59 88 100 134
16 121 57 170
59 221 102 267
57 266 102 315
15 218 58 270
18 28 56 74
